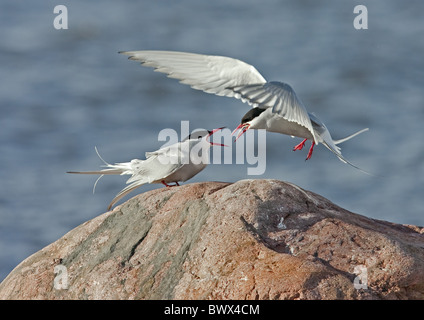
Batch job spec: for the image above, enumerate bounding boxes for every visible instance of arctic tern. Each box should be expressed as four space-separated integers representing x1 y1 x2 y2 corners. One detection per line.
68 128 225 210
119 50 369 171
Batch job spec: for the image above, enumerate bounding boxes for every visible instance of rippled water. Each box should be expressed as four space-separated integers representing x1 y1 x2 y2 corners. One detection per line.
1 0 423 281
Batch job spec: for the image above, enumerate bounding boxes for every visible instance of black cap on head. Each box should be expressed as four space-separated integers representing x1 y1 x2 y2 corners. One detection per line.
241 108 267 124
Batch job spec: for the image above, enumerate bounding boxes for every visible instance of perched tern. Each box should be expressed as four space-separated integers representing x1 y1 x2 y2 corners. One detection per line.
68 128 225 210
119 50 369 170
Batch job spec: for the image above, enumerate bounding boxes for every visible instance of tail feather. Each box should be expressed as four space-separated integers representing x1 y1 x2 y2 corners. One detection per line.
67 169 124 175
334 128 369 145
67 146 135 176
67 147 149 210
107 180 148 210
321 141 373 176
67 147 128 175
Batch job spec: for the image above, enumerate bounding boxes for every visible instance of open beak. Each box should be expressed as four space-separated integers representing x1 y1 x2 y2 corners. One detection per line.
207 127 228 147
231 123 250 141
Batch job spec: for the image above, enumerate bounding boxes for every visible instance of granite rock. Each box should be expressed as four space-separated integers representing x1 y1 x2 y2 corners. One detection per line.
1 179 423 300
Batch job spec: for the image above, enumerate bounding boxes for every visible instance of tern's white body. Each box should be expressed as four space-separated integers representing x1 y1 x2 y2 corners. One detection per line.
69 130 220 210
249 108 314 140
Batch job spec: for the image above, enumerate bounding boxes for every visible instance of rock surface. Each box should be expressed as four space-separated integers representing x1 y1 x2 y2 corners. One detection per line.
1 179 423 300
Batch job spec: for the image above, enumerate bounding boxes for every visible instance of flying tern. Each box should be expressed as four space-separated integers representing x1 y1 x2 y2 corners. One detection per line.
119 50 369 171
232 106 369 170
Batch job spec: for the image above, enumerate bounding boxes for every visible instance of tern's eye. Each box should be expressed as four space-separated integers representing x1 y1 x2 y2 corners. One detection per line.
188 135 202 140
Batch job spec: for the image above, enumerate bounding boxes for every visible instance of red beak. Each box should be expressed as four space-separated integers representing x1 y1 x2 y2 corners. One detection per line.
231 123 250 141
207 127 228 147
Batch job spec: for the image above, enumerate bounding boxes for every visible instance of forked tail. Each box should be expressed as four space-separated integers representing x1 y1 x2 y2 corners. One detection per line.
67 147 145 209
321 141 374 176
67 147 131 176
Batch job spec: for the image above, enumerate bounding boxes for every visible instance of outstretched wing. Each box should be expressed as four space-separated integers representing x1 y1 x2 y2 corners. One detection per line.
229 81 315 142
120 50 315 141
120 50 266 97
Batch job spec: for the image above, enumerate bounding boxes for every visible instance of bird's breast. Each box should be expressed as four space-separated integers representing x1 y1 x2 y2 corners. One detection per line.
163 163 207 183
259 114 314 140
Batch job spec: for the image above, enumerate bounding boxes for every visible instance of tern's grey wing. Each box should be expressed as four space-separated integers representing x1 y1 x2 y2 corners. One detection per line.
138 140 192 184
108 146 188 210
109 157 186 210
107 182 145 210
309 112 342 153
120 50 266 97
231 82 316 142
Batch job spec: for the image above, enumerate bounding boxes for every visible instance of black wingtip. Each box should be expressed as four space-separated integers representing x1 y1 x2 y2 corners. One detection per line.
118 51 133 59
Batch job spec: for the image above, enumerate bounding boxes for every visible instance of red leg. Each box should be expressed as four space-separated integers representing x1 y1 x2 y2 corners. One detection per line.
162 181 180 187
306 141 315 160
161 180 171 187
293 138 307 151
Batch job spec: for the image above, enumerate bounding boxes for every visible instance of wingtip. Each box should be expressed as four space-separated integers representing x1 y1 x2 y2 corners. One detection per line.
107 194 122 211
107 197 116 211
118 51 136 60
